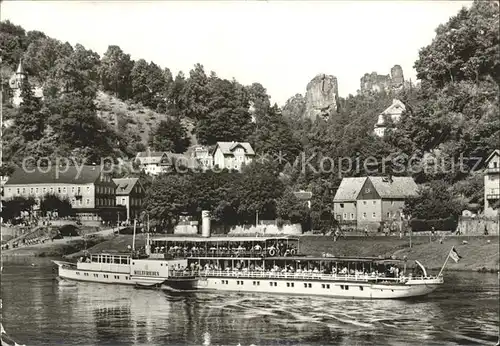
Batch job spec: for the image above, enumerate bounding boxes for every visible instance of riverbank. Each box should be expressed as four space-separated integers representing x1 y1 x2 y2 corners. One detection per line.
4 234 498 272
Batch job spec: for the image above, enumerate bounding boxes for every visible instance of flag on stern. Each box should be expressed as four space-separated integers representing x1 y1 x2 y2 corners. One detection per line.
449 247 462 263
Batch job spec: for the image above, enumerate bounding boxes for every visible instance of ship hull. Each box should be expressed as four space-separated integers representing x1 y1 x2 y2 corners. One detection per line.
195 276 441 299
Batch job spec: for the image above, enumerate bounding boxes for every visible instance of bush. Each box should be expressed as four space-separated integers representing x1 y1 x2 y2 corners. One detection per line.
410 217 458 232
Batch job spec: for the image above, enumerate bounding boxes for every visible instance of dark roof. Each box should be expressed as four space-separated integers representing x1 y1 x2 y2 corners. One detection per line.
5 165 104 185
113 177 140 195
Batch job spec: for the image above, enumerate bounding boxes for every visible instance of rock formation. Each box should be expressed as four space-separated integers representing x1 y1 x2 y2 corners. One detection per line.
360 65 405 94
304 74 339 119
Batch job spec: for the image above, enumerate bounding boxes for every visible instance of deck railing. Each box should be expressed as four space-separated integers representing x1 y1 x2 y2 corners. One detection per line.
196 270 414 283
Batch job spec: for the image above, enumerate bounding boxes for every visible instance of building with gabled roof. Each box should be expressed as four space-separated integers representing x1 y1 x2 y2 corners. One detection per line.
113 177 145 222
484 149 500 218
374 99 406 137
333 176 418 230
3 165 121 222
212 141 255 171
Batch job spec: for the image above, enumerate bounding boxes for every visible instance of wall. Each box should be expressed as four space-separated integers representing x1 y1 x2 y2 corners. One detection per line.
357 199 382 224
456 217 499 235
333 202 357 222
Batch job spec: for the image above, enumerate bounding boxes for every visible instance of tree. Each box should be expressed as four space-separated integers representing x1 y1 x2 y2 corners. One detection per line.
415 1 499 88
276 188 309 224
23 37 73 84
250 104 301 169
195 77 254 145
130 59 166 109
148 118 191 153
98 45 134 99
0 20 27 68
46 93 120 162
44 43 100 99
1 196 36 221
143 174 193 231
181 63 209 119
40 193 73 217
403 180 465 220
13 79 47 142
233 161 284 223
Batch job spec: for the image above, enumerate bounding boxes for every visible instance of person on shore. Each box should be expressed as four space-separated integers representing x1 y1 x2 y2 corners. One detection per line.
484 225 489 236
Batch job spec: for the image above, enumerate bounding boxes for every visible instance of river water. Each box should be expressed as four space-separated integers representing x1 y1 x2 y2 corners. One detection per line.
1 257 498 346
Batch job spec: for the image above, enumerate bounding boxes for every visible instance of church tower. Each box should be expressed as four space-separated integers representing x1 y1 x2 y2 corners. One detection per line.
9 59 28 107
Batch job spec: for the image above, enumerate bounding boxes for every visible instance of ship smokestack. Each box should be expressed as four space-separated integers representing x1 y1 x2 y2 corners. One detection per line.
201 210 211 237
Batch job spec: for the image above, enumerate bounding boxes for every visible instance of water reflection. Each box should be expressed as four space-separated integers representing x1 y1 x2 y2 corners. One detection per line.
1 258 498 345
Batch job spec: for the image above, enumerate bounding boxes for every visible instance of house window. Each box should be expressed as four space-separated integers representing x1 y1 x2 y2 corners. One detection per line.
494 162 498 168
363 213 367 219
340 203 344 208
43 188 46 193
121 198 125 205
35 188 39 194
363 201 367 205
58 187 61 193
365 188 371 193
350 213 354 219
22 188 26 193
87 187 90 192
387 212 390 218
72 187 75 193
372 212 376 218
373 201 376 205
343 213 347 219
16 188 20 194
86 199 90 205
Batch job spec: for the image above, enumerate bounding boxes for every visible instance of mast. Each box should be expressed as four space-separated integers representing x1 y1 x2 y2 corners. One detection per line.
132 218 137 252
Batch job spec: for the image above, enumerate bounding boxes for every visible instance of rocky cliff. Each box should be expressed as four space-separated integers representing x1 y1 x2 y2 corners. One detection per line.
360 65 405 93
304 74 339 119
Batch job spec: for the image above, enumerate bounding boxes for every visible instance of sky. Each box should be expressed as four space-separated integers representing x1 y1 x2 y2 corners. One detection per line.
1 1 471 106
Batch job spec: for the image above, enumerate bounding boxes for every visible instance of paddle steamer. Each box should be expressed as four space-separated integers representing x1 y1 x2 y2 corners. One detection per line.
53 232 444 299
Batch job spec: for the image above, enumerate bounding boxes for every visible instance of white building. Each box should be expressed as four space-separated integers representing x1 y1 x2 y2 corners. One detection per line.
374 99 406 137
484 149 500 218
134 150 170 176
212 141 255 171
190 145 213 170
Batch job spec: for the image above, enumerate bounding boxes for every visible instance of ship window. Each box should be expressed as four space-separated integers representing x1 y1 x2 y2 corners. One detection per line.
304 283 308 288
257 281 260 286
94 274 98 277
115 275 120 279
308 283 312 288
322 284 325 289
360 286 364 291
291 283 294 287
253 281 256 285
114 258 121 264
76 272 80 275
221 280 224 284
340 285 344 290
345 285 349 290
287 283 290 287
84 273 89 276
326 284 330 289
270 282 273 287
274 282 277 287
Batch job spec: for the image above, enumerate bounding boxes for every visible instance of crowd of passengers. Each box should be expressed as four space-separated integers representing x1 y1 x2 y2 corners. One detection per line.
152 241 297 257
184 262 405 278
